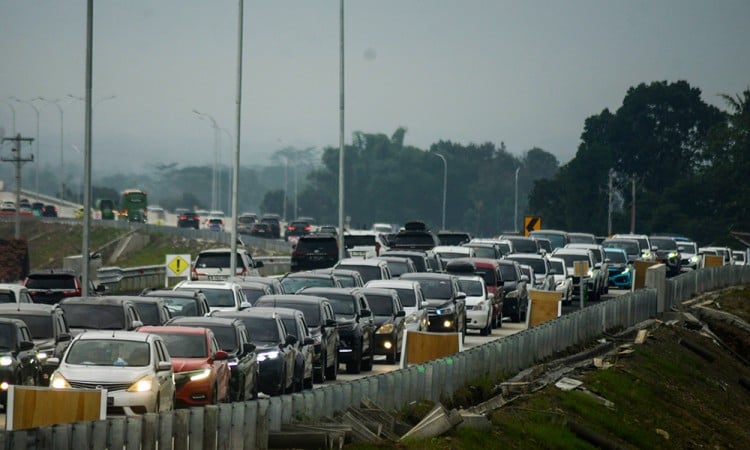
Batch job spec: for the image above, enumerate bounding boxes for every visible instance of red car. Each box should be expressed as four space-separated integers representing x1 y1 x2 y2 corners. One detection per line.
138 326 231 407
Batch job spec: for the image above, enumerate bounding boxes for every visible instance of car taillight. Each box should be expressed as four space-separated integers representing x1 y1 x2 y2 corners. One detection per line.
305 225 311 231
181 215 187 220
288 225 294 231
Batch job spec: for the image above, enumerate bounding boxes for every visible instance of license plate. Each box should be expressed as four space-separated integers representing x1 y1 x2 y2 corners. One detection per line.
208 275 226 281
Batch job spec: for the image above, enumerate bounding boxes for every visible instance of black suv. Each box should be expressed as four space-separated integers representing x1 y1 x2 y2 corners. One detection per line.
399 273 467 340
260 214 282 239
0 317 42 405
386 221 440 251
23 269 104 305
297 287 375 374
56 296 144 335
177 211 201 229
167 316 259 401
285 220 313 240
291 234 340 272
0 304 71 385
253 294 339 383
497 259 529 323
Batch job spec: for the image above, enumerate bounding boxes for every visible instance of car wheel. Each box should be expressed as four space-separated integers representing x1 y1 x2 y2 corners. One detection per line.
347 346 362 374
362 341 374 371
480 320 491 336
326 352 338 381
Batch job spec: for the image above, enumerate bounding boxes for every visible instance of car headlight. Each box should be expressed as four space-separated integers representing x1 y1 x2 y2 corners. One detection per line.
472 300 486 311
690 255 699 264
623 266 631 273
377 323 394 334
188 368 212 381
128 375 153 392
404 312 417 324
587 268 594 278
36 351 49 360
0 356 13 366
50 373 71 389
257 351 280 362
435 304 455 315
669 251 679 258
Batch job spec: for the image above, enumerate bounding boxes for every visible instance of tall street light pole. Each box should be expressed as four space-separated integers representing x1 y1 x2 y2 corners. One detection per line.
337 0 346 261
514 167 520 233
11 97 40 193
37 98 65 198
192 109 220 212
433 153 447 231
230 0 246 275
1 100 16 135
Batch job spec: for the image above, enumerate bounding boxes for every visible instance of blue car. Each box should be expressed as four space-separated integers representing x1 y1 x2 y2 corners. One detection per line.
603 247 633 288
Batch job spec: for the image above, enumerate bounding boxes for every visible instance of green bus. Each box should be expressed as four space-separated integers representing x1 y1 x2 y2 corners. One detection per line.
118 189 148 223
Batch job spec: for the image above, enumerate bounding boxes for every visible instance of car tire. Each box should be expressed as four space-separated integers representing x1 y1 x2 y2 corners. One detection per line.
326 352 338 381
362 342 374 371
346 347 362 374
480 320 491 336
386 343 398 364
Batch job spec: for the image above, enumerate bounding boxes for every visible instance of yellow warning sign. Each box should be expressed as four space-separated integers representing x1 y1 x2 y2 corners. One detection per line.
166 254 191 277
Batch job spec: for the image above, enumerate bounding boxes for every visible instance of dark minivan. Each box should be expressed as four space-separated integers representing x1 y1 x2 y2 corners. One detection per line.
291 234 340 272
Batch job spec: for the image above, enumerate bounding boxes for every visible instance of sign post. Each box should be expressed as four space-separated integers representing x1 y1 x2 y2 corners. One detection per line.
524 215 541 237
165 254 191 287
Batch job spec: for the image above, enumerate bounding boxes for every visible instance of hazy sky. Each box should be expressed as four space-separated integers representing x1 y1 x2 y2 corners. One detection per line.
1 0 749 175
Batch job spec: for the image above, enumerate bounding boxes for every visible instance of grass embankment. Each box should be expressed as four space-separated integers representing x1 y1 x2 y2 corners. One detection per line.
346 287 750 449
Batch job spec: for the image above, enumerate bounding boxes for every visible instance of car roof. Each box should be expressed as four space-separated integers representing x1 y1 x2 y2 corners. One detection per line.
169 316 241 327
73 330 151 342
337 258 387 266
138 325 208 336
214 308 281 320
253 307 304 319
255 294 328 304
27 269 79 277
175 280 238 289
505 253 546 259
58 296 134 306
0 317 29 327
400 272 455 280
0 303 55 315
446 257 500 267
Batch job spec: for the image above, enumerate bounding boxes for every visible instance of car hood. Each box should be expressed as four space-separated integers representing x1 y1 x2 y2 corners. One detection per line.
58 363 154 383
373 316 393 327
424 298 454 309
170 358 211 373
254 343 281 354
33 337 56 350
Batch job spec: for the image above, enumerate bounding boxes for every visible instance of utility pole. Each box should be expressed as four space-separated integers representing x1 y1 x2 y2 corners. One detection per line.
630 176 636 234
1 134 34 239
607 169 614 236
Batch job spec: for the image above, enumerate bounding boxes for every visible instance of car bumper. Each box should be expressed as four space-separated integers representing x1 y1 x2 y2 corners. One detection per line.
373 333 398 355
258 360 285 396
106 389 158 416
466 309 491 330
608 268 633 288
174 374 215 407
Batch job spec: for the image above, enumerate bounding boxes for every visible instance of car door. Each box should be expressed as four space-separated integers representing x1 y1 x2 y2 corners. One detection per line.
235 326 256 398
295 315 314 382
322 302 339 366
17 325 39 384
357 294 375 353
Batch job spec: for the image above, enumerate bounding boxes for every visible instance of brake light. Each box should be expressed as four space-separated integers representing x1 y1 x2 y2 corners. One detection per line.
305 225 311 231
288 225 294 231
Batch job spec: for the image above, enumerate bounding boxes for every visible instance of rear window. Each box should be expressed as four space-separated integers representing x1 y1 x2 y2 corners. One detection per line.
297 238 338 253
59 304 124 329
25 274 78 290
335 264 382 283
344 235 376 248
195 252 242 269
134 303 160 326
0 292 16 303
508 257 547 274
0 314 53 339
507 238 538 253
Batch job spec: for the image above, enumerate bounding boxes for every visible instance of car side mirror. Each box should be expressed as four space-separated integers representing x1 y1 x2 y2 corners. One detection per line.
455 292 466 301
303 337 315 346
239 302 252 310
157 360 173 371
360 309 372 318
19 340 35 352
396 310 406 318
521 275 530 283
325 319 337 327
421 301 429 308
214 350 229 361
46 357 60 366
95 284 107 293
57 332 71 343
254 260 264 268
595 263 602 269
243 342 256 354
284 335 298 346
131 320 144 330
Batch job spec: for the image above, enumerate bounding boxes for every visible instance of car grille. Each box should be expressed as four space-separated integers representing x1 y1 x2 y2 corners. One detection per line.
69 381 131 391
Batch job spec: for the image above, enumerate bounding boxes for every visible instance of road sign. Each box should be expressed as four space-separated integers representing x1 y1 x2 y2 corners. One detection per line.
166 254 191 280
524 216 541 236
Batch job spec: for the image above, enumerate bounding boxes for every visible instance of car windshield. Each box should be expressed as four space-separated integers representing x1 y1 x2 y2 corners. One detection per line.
554 253 590 268
241 288 267 306
497 243 512 254
25 275 76 290
0 314 53 339
60 304 125 329
457 279 483 296
435 252 469 261
240 317 280 344
498 265 518 281
158 297 199 317
334 275 357 287
384 260 409 277
470 247 497 258
651 238 678 250
366 295 395 316
603 240 640 256
134 303 160 326
0 292 17 303
65 339 150 366
409 278 452 300
319 294 357 318
281 277 335 293
677 242 697 254
155 333 207 358
0 324 15 350
195 253 238 268
207 326 237 352
532 233 567 249
568 234 595 244
336 265 381 283
549 260 566 275
509 257 547 274
507 239 538 253
178 287 235 308
277 302 320 327
280 318 300 338
604 249 627 263
385 253 427 272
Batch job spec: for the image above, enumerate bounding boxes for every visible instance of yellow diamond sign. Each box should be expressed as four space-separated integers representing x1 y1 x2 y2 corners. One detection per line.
166 254 191 277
